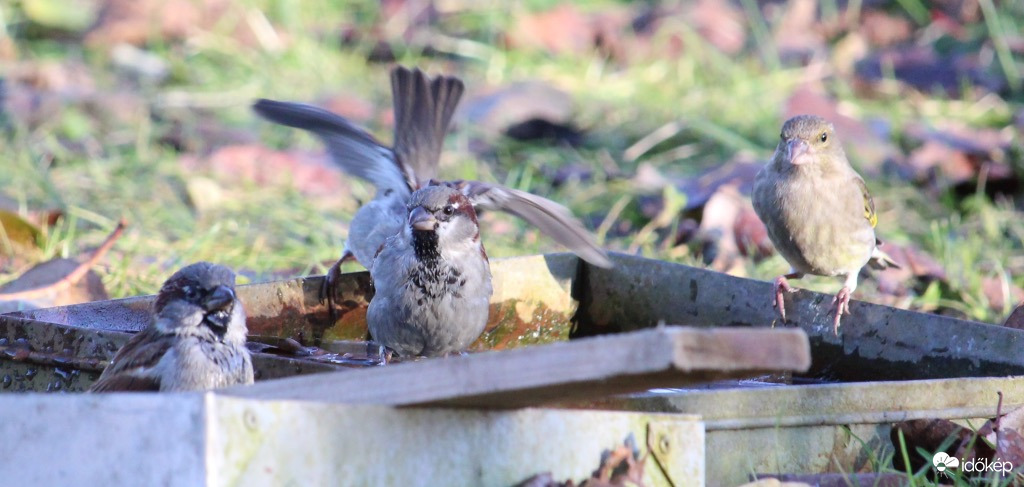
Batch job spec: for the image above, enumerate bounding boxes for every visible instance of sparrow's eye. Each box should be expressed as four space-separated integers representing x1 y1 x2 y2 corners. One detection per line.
819 132 828 143
183 286 198 300
442 205 455 216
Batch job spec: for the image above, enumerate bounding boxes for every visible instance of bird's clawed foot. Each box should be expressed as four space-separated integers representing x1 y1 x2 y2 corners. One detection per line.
829 286 852 335
319 252 356 322
772 275 797 323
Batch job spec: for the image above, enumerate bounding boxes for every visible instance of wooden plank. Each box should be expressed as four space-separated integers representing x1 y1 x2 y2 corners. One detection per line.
223 326 810 408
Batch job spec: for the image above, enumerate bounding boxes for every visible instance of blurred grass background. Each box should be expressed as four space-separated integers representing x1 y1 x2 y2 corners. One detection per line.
0 0 1021 322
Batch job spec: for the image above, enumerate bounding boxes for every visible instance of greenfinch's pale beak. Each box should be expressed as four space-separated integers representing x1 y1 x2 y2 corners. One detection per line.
787 139 813 166
409 206 437 231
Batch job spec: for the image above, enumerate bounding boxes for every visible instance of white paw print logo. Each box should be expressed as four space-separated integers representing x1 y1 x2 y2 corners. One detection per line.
933 452 960 472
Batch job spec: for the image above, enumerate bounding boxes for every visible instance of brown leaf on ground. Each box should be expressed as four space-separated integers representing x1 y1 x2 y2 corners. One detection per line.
734 207 773 260
158 109 257 153
855 48 1005 96
180 145 350 199
625 0 745 62
891 418 994 476
747 475 902 486
899 123 1016 192
2 61 151 139
784 84 900 173
85 0 281 49
858 9 913 47
513 436 645 487
583 443 646 487
981 276 1024 315
1004 304 1024 330
320 93 379 126
0 259 108 312
903 140 975 187
980 400 1024 477
994 429 1024 473
0 195 63 231
905 122 1015 159
513 473 573 487
686 0 746 55
506 4 594 56
676 158 761 211
0 220 125 312
873 242 947 299
5 60 96 95
773 0 825 59
696 185 751 275
0 210 43 257
460 81 575 142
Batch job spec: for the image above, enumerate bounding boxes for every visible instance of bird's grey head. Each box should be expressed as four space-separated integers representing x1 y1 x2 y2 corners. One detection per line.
154 262 241 338
406 184 480 261
776 115 846 169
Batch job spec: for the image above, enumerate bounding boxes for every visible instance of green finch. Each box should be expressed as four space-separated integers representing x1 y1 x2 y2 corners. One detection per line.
752 115 898 334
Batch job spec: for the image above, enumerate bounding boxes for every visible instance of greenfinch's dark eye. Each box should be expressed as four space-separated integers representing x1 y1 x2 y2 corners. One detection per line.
443 205 455 216
819 132 828 143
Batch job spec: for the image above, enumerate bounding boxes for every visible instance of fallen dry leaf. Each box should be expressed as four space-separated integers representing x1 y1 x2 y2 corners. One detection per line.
855 47 1005 97
773 0 825 59
686 0 746 55
898 122 1016 193
180 144 350 199
513 473 572 487
858 9 913 47
696 185 749 275
0 220 125 312
873 241 947 300
891 418 994 477
1004 304 1024 330
506 4 594 56
0 209 42 257
981 276 1024 315
747 474 901 486
321 93 379 126
460 81 575 142
85 0 278 49
733 206 772 260
676 159 760 211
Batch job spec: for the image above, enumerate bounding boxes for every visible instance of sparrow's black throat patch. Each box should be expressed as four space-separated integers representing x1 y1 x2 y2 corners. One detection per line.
203 310 231 339
411 229 441 263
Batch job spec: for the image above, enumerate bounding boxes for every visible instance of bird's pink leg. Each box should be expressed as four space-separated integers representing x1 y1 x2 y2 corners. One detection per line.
830 286 852 335
773 272 803 323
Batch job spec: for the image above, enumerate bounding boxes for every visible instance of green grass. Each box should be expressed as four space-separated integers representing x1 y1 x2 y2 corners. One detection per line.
0 0 1022 326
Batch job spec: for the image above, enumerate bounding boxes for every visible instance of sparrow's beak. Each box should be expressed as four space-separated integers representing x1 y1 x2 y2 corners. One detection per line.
786 139 813 166
409 206 437 231
202 285 235 312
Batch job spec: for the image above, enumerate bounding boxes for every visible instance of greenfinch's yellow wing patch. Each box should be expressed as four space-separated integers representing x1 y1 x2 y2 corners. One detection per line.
856 178 877 228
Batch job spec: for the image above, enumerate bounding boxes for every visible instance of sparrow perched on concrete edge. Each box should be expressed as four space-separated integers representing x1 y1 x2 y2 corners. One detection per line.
253 66 612 309
751 115 899 335
89 262 254 392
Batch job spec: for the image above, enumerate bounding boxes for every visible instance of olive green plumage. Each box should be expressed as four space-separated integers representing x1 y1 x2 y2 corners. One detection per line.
752 115 897 333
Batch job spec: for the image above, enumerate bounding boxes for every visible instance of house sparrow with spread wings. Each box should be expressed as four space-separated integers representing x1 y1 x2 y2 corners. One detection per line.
254 66 611 357
89 262 253 392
